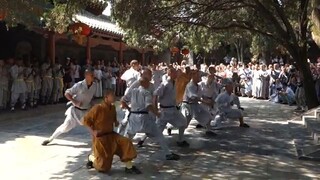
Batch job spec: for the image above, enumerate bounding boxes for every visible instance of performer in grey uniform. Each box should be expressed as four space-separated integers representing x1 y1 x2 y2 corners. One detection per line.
52 61 64 104
214 78 250 128
181 70 217 136
25 61 35 108
33 62 42 107
199 72 220 120
10 59 27 111
121 77 180 160
118 68 153 135
154 67 189 147
41 60 53 105
42 68 96 146
0 59 9 110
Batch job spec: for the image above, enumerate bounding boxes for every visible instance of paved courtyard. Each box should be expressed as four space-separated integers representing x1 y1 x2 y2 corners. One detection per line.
0 98 320 180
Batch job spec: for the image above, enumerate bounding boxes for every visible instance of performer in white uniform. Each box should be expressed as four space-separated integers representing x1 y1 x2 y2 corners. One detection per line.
121 60 141 94
121 77 180 160
214 78 250 128
181 70 217 136
118 60 141 135
154 67 189 147
10 59 27 111
199 73 220 119
42 68 97 146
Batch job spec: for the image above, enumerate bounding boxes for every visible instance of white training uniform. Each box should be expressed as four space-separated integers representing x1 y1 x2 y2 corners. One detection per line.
198 77 220 116
155 79 187 131
48 80 96 141
25 66 35 106
118 79 155 135
122 86 171 155
181 80 212 126
41 62 53 104
215 91 243 119
121 67 141 94
152 70 164 89
10 64 27 108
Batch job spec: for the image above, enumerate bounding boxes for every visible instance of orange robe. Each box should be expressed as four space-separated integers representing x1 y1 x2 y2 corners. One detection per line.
176 73 191 104
83 102 137 172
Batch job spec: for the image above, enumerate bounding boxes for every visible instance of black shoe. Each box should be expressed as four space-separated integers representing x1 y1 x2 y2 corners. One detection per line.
240 123 250 128
166 153 180 160
125 166 142 174
177 141 190 147
238 107 244 111
167 128 172 136
137 140 144 148
86 160 93 169
196 124 204 129
41 140 51 146
205 131 217 136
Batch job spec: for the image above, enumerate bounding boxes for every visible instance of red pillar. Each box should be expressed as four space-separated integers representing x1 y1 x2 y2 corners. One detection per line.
86 36 91 64
48 32 56 64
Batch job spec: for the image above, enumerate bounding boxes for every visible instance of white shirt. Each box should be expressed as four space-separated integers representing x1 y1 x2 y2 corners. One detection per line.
66 80 96 109
121 67 140 88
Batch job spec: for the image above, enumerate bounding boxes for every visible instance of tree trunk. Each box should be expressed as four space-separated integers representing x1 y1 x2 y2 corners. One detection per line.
294 47 319 109
240 42 244 63
234 42 241 62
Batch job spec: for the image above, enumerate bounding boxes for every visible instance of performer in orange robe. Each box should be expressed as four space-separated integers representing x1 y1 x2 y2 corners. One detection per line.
83 90 141 174
175 67 191 105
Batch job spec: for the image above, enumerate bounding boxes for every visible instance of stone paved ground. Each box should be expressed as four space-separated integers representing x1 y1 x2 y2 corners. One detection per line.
0 98 320 180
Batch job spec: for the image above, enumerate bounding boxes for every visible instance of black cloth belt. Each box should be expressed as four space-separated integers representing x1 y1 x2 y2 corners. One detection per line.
182 101 196 104
202 96 213 99
160 105 176 108
130 111 148 114
74 106 88 111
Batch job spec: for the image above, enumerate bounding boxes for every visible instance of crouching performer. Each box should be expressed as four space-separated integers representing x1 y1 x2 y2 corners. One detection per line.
84 90 142 174
121 77 180 160
181 70 217 136
214 78 250 128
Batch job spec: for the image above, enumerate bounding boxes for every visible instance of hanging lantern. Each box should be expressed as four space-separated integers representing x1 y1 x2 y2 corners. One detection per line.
170 47 179 55
181 48 190 55
0 9 7 21
70 22 91 36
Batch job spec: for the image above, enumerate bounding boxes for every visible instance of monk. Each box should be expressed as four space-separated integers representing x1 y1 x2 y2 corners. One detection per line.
83 90 141 174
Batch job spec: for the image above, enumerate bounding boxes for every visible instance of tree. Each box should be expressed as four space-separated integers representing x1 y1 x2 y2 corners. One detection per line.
112 0 319 108
0 0 108 33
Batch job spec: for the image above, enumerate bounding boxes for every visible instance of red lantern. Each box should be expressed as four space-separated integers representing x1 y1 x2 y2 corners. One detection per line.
70 23 91 36
0 10 7 21
170 47 179 54
181 48 190 55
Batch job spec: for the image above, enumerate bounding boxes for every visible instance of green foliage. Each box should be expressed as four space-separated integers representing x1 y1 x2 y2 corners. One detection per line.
0 0 108 32
111 0 311 56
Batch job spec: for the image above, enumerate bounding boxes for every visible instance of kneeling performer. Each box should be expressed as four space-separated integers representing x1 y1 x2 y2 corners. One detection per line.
84 90 141 174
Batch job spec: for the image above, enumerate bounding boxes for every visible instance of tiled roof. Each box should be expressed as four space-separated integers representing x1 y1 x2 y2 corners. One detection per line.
75 11 123 36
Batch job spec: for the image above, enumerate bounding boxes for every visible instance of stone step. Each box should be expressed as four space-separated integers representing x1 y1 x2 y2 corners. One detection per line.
288 122 320 161
303 116 320 144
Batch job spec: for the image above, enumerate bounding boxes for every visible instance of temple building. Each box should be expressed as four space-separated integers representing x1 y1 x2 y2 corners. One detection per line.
0 3 154 65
